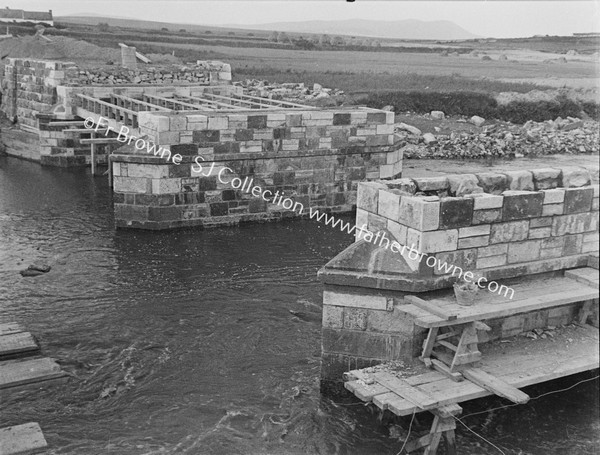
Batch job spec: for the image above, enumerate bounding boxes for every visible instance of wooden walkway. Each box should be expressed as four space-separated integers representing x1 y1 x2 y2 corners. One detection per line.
344 266 599 454
0 322 68 454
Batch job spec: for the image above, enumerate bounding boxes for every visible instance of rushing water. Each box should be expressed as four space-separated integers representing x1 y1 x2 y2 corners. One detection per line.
0 156 598 455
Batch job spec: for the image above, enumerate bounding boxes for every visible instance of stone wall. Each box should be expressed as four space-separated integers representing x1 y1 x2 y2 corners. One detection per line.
0 58 76 126
110 107 401 229
319 165 599 388
355 166 599 288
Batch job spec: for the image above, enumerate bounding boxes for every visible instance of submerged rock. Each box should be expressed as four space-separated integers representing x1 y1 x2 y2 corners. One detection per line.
19 263 51 277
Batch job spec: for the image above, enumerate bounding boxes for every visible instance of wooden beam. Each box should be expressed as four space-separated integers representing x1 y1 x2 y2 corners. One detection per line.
48 120 85 127
63 128 109 134
372 371 439 410
0 332 38 357
462 367 530 404
0 358 67 390
406 296 458 321
431 359 464 382
79 138 123 144
0 423 48 455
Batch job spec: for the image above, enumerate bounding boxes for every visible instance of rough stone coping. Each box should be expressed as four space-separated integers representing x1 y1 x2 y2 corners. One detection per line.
373 166 599 198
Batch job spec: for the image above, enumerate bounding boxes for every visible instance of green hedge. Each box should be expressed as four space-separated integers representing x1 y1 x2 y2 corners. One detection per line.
362 91 600 124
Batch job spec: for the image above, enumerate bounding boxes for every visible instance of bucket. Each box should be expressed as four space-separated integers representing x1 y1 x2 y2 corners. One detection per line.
453 283 479 306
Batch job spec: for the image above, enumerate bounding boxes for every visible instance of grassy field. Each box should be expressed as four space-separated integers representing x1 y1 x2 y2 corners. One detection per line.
124 42 599 92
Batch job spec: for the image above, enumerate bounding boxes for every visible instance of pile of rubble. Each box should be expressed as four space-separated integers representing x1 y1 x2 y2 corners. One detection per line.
396 113 600 159
233 79 344 102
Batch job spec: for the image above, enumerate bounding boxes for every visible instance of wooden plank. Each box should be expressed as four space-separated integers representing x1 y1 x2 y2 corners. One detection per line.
350 326 598 416
415 287 599 328
431 359 464 382
421 327 439 359
48 121 85 126
63 128 109 134
462 367 530 404
372 371 439 410
406 295 458 320
0 323 25 336
0 358 67 390
0 332 38 357
0 422 47 455
79 138 123 144
566 267 599 288
344 380 389 402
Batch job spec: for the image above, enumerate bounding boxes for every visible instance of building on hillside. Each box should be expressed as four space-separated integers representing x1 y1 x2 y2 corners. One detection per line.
0 7 53 26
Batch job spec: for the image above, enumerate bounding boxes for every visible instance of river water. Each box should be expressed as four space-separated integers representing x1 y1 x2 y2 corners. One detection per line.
0 156 598 455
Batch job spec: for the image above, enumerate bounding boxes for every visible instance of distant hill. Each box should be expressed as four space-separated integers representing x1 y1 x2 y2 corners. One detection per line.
229 19 480 41
57 16 479 41
56 15 268 36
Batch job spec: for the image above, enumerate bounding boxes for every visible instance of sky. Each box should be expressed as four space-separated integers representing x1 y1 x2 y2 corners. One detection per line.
5 1 600 39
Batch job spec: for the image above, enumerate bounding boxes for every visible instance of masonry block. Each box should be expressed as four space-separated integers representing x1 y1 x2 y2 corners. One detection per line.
476 172 508 194
448 174 483 197
386 178 417 194
563 187 594 214
413 177 449 192
323 290 392 310
504 170 534 191
398 196 440 231
322 328 412 359
366 306 416 335
532 168 561 190
434 249 478 275
387 220 408 244
343 308 368 330
477 254 507 269
357 182 387 213
459 225 491 238
468 193 504 210
501 190 544 221
417 229 459 253
552 213 594 236
472 208 503 224
490 220 529 243
561 167 591 188
508 240 542 263
439 197 474 229
459 235 489 249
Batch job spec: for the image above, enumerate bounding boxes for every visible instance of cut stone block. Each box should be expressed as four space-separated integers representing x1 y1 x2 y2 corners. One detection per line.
458 235 489 249
459 224 491 238
385 178 417 194
477 254 507 269
448 174 484 197
551 213 595 236
323 291 392 311
398 196 440 231
387 219 408 244
478 243 509 258
357 182 387 213
563 234 583 255
542 203 564 216
439 197 474 229
504 170 534 191
468 193 504 210
508 240 542 263
501 190 544 221
561 167 591 188
476 172 508 194
322 305 344 329
472 208 503 225
532 168 561 190
378 189 402 220
542 189 566 204
563 187 594 214
417 229 459 253
490 220 529 243
433 248 478 275
413 176 449 192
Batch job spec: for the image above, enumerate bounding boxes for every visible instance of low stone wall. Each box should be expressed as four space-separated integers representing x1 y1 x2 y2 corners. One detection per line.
318 165 599 389
111 107 401 229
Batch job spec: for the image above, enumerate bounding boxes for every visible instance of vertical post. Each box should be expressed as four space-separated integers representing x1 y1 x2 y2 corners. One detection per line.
90 131 96 176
